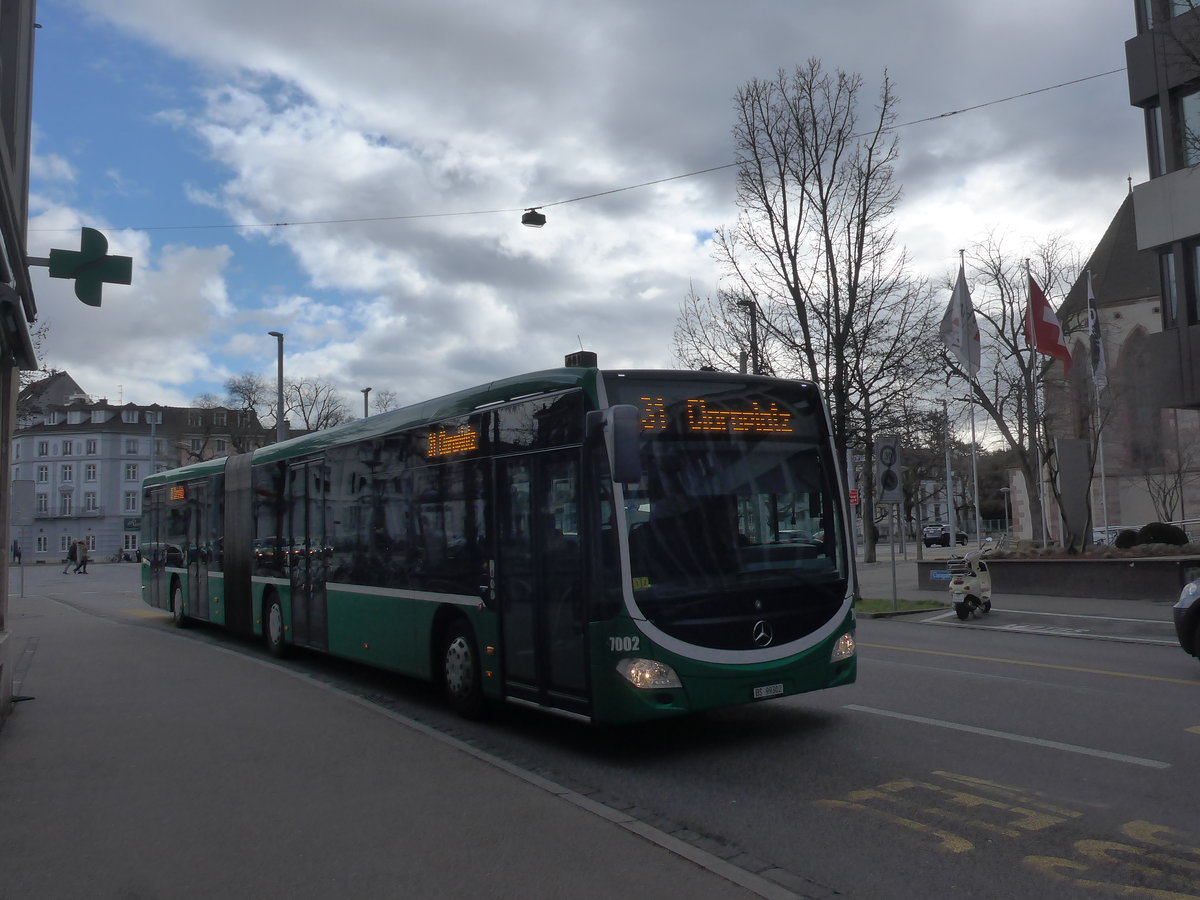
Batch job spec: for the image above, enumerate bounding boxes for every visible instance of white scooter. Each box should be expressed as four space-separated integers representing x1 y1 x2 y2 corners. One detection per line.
948 549 992 620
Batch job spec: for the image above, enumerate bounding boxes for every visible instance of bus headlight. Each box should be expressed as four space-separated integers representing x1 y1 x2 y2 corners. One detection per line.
830 632 855 662
616 658 682 690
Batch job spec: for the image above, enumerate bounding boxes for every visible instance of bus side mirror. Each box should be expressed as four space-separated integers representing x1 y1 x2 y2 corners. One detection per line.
588 405 641 484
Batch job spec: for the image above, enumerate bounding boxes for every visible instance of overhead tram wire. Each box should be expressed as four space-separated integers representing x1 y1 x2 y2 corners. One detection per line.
30 66 1127 236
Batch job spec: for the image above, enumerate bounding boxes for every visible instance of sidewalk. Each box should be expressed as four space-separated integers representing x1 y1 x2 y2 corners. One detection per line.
0 586 789 900
854 553 1178 621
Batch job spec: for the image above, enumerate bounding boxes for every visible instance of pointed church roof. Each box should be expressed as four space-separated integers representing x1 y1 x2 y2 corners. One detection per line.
1059 192 1159 320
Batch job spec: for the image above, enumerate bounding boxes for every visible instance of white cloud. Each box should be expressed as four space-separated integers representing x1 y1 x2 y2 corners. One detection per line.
33 0 1147 414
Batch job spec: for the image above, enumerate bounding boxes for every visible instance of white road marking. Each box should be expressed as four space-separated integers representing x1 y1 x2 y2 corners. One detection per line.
846 704 1170 769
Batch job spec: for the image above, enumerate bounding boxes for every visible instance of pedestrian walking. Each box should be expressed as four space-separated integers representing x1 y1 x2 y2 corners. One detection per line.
74 540 89 574
63 540 77 574
11 540 20 564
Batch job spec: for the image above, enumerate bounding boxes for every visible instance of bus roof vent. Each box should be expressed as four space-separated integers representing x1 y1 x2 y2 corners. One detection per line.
564 350 598 368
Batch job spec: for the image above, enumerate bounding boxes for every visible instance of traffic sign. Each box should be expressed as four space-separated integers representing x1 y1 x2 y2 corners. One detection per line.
874 434 904 504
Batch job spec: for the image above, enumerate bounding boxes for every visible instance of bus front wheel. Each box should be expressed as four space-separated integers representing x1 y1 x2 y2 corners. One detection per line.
171 583 189 629
441 619 484 719
264 594 286 658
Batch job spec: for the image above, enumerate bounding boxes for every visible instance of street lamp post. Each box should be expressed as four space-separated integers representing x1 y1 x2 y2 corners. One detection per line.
361 386 371 418
267 331 284 444
737 299 759 375
1000 486 1011 539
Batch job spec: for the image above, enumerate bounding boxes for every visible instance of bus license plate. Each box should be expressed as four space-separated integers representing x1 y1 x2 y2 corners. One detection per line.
753 683 784 699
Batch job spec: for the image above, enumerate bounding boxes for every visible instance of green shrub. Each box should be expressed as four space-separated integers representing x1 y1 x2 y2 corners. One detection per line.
1114 529 1141 549
1136 522 1189 546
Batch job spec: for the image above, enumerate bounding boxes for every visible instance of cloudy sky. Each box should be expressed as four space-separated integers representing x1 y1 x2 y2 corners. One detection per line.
26 0 1144 413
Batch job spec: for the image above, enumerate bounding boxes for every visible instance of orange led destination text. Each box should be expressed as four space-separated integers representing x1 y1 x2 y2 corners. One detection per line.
427 426 479 458
639 397 793 433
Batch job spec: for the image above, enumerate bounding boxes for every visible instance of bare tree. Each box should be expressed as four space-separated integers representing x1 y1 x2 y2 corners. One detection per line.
225 373 271 413
944 233 1084 547
675 59 940 560
372 389 399 413
287 377 352 431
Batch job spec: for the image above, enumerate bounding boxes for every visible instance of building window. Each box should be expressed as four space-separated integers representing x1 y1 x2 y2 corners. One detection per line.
1147 104 1167 177
215 439 227 453
36 493 48 513
1139 0 1155 31
215 411 227 426
189 412 203 427
85 535 95 551
125 438 139 454
1177 87 1200 168
122 409 139 424
125 463 139 481
36 465 48 483
59 494 73 516
123 491 139 512
123 534 139 552
1162 250 1180 328
60 464 73 483
68 411 86 425
62 440 73 456
36 536 47 553
85 492 98 512
60 535 72 552
85 463 97 482
146 411 161 425
37 441 48 457
190 438 203 453
86 439 98 455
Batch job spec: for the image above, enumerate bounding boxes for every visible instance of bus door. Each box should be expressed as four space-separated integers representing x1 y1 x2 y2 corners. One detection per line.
143 487 169 611
287 459 328 651
187 481 210 621
496 451 588 714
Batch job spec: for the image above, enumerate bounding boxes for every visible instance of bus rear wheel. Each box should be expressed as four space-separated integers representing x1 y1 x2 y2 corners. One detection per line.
441 619 484 719
264 594 286 658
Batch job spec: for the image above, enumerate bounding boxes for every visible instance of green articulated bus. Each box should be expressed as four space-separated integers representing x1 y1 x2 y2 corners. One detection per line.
141 354 856 724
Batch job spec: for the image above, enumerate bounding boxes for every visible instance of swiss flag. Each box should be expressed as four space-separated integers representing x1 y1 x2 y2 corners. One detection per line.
1024 275 1071 373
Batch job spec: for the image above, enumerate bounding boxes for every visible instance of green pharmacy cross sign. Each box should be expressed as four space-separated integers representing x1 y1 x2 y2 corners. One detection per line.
30 227 133 307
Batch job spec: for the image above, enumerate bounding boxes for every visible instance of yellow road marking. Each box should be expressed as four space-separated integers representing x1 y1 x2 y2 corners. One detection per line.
860 641 1200 687
1187 726 1200 735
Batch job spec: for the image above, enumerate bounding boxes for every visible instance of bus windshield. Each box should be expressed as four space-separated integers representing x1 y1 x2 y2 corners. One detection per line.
604 374 848 651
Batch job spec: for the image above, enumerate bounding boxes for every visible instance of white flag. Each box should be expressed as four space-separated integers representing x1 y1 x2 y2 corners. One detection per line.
939 262 980 377
1087 272 1107 392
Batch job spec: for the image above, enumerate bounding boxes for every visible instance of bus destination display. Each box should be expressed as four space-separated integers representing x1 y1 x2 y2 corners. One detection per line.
639 396 794 434
427 425 479 458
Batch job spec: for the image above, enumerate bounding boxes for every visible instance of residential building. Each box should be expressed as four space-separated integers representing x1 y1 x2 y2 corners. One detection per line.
10 391 271 564
16 370 86 425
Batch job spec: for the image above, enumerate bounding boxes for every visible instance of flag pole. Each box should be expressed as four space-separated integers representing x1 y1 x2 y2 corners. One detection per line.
959 248 982 546
1088 269 1110 539
1026 259 1050 547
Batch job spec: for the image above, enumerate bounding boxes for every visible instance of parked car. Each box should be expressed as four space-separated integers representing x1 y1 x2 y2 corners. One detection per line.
923 524 967 548
1174 579 1200 662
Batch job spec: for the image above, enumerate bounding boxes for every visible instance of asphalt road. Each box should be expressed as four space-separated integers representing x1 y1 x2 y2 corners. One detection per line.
10 562 1199 900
